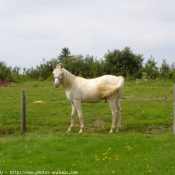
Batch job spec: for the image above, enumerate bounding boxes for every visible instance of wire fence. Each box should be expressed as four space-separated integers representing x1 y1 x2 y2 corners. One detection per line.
0 97 173 104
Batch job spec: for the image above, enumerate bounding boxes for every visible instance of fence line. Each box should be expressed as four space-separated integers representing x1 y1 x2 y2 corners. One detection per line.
0 97 173 104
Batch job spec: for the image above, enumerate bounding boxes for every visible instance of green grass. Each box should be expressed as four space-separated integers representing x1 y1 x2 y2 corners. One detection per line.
1 133 175 174
0 79 174 174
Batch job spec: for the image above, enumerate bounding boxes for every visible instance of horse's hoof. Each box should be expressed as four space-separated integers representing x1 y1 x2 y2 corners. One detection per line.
109 130 113 134
116 128 120 132
79 131 83 134
67 129 71 132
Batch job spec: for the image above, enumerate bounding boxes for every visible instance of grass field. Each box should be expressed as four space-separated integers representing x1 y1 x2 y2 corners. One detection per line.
0 79 175 174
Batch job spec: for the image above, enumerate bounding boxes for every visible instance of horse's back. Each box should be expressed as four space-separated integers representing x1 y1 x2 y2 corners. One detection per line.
91 75 123 86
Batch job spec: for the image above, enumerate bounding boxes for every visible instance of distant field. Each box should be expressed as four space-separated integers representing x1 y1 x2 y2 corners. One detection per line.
0 80 174 174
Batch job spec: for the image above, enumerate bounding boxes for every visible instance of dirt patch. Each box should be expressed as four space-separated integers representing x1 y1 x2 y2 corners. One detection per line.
0 80 15 87
93 118 105 126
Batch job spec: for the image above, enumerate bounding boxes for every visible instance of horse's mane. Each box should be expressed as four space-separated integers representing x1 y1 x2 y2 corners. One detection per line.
62 68 76 88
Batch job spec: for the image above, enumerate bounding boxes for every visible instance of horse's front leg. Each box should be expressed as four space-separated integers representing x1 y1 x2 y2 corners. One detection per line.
67 102 77 132
73 100 84 134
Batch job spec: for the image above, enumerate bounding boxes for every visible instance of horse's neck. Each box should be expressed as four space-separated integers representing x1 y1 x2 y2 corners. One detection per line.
62 68 76 88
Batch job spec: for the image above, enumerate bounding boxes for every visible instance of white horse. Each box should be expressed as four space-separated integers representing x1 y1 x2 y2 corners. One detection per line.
52 65 124 133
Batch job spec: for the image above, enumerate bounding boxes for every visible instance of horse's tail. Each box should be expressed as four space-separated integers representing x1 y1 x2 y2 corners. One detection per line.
98 76 124 98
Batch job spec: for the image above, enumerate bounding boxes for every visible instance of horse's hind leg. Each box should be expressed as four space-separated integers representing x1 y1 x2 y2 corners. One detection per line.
67 102 77 132
109 100 117 133
109 98 121 133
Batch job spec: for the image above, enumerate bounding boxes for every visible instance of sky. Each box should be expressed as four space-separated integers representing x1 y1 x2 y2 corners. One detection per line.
0 0 175 70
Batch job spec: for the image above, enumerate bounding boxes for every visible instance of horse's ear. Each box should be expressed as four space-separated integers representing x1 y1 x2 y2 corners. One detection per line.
52 63 56 69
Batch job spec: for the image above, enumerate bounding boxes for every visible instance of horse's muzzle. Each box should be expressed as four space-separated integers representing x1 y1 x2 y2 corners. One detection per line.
54 83 59 88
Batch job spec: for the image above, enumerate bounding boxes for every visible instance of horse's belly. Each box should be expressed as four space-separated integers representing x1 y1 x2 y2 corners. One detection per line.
81 94 103 103
81 98 102 103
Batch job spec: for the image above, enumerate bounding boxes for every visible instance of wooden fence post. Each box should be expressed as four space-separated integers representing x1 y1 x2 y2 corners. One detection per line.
174 85 175 135
21 89 26 133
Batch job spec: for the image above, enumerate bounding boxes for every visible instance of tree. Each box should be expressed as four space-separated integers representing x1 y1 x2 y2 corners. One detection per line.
11 66 21 82
104 47 144 78
159 59 170 78
61 54 104 78
58 47 71 63
167 62 175 80
81 55 95 78
0 61 12 81
91 58 105 77
143 56 159 79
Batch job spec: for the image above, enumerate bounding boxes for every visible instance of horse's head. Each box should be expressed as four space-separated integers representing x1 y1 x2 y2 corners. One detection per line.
52 64 63 88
